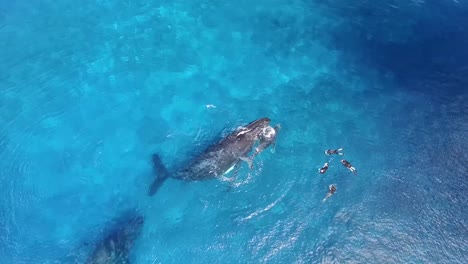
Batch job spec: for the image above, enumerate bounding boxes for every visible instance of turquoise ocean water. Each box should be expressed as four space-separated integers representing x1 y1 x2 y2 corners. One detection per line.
1 0 467 263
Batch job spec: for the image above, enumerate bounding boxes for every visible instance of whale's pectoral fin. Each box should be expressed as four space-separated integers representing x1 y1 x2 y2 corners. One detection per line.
240 156 254 169
271 124 281 153
224 162 241 192
148 154 170 196
233 162 242 178
270 141 276 153
227 161 241 182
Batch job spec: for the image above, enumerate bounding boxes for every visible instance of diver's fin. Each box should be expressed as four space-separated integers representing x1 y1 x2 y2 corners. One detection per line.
337 148 344 155
240 156 253 169
322 193 331 203
148 154 170 196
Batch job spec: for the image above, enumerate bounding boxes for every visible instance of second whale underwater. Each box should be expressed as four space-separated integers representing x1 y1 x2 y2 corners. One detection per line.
85 210 144 264
84 117 279 263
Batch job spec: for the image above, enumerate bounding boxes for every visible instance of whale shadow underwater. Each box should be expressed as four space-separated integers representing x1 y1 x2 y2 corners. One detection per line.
85 210 144 264
148 117 280 196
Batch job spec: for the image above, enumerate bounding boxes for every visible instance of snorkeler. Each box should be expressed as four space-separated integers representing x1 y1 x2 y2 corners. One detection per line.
340 159 357 174
324 148 343 156
319 162 329 174
323 184 337 202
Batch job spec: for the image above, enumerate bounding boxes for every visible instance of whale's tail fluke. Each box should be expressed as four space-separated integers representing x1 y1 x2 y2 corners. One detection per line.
148 154 170 196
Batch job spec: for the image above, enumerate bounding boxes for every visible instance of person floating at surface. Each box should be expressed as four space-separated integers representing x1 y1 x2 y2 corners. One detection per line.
324 148 343 156
323 184 337 202
341 159 357 174
319 162 329 174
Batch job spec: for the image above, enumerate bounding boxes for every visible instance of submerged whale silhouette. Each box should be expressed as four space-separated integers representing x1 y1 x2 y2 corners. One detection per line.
85 210 144 264
149 117 276 196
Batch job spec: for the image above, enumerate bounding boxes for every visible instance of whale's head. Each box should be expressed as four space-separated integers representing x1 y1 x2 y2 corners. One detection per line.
120 214 145 249
232 118 271 140
245 117 270 131
86 212 145 264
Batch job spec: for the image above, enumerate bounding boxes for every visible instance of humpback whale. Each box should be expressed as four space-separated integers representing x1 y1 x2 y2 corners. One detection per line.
149 117 277 196
85 211 144 264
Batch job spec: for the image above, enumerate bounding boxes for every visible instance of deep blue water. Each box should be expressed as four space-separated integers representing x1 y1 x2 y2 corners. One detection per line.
1 0 467 263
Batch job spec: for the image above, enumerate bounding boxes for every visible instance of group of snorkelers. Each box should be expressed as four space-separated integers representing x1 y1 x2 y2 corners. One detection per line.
319 148 357 202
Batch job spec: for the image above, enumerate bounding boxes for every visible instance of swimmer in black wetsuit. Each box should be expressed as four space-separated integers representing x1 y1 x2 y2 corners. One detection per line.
341 159 357 174
323 184 337 202
319 162 329 174
324 148 343 156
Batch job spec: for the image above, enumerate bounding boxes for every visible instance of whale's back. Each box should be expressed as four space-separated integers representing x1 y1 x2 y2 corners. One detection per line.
175 134 254 181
